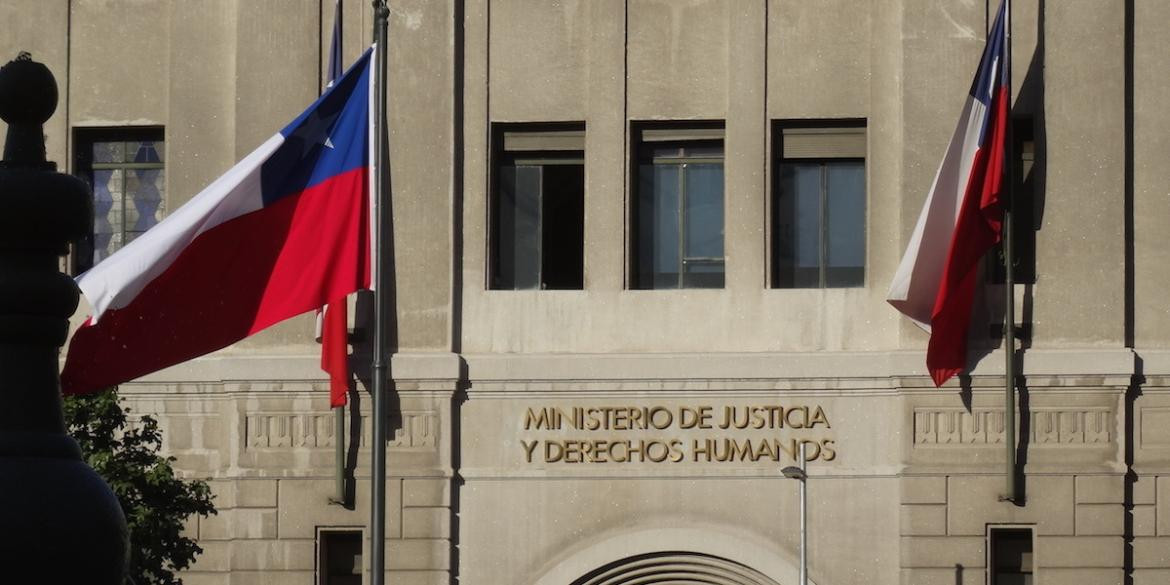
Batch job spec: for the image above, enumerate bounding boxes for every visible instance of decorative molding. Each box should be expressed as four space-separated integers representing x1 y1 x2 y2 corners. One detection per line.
913 408 1111 445
244 410 439 451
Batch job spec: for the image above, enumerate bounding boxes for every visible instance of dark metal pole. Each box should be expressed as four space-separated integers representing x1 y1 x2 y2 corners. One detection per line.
798 445 807 585
371 1 391 583
1002 0 1018 504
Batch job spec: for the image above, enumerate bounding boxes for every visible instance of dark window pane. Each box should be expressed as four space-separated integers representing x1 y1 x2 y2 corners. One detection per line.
638 164 681 289
540 164 584 289
319 530 362 585
825 162 865 287
496 165 542 290
989 528 1033 585
775 163 821 288
682 163 724 288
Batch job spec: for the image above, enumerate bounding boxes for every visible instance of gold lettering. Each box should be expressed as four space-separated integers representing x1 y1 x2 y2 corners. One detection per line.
718 406 732 429
801 439 821 461
750 407 767 429
544 441 564 462
646 440 669 463
585 408 601 431
698 406 713 429
613 408 629 430
669 439 685 462
524 408 552 430
628 407 645 430
593 440 609 463
522 440 539 463
809 405 830 428
819 439 837 461
692 438 712 462
679 407 699 429
785 406 807 429
650 407 673 429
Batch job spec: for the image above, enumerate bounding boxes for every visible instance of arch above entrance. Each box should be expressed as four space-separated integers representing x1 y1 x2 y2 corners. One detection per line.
530 527 813 585
571 551 780 585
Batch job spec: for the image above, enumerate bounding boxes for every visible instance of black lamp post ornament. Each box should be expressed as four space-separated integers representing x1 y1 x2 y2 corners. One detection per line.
0 52 128 584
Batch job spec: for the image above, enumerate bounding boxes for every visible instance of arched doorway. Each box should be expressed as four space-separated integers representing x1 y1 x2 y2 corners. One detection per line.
570 551 783 585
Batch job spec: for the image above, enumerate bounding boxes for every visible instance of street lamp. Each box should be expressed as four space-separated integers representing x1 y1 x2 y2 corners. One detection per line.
781 443 809 585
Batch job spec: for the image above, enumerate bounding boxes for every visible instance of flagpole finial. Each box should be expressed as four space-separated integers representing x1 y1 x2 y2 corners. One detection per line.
0 53 58 167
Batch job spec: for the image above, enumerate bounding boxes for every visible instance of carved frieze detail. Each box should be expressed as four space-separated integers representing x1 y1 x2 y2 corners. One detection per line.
913 408 1111 445
244 411 439 451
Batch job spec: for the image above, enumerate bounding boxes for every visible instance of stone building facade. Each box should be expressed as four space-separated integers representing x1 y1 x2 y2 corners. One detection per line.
3 0 1170 583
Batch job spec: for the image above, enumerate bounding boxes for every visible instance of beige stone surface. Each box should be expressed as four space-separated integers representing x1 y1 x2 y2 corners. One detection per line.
489 0 586 121
1035 568 1124 585
900 567 984 585
403 506 451 539
899 536 985 569
1075 474 1124 504
227 539 316 571
235 479 279 508
383 571 450 585
901 476 947 505
1133 474 1156 505
1134 505 1157 537
1032 0 1126 346
899 504 946 537
1134 569 1170 585
1036 536 1123 568
1133 537 1170 569
276 478 397 539
1133 0 1170 347
225 571 315 585
387 539 450 571
1074 503 1123 536
1159 476 1170 536
768 0 869 119
947 475 1074 536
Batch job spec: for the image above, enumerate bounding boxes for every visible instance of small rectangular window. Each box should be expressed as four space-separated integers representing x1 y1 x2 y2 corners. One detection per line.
772 122 866 288
73 127 166 274
317 528 362 585
632 122 725 289
490 123 585 290
988 526 1034 585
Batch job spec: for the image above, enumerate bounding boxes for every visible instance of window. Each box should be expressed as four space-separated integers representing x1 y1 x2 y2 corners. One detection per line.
988 526 1034 585
490 124 585 290
632 123 725 289
317 528 362 585
73 128 166 274
772 122 866 288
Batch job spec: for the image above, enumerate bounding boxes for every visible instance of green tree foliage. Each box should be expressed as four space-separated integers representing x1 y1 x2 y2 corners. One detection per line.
63 388 217 585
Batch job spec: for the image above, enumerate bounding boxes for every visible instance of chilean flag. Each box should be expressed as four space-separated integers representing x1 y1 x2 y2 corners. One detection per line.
62 47 376 396
887 2 1009 387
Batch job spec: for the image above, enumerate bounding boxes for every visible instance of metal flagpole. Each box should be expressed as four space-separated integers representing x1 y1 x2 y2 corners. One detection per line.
329 0 347 510
1002 0 1018 504
371 0 391 583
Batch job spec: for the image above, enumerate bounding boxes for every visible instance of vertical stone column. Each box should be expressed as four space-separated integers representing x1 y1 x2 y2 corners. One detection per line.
0 53 128 584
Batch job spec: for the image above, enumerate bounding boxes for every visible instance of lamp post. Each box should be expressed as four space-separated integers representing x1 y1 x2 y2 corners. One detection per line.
781 444 809 585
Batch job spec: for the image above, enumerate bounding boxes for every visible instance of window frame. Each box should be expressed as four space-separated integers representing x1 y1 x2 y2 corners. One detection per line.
315 526 364 585
986 524 1035 585
488 122 586 291
770 120 867 289
71 126 166 275
629 121 727 290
